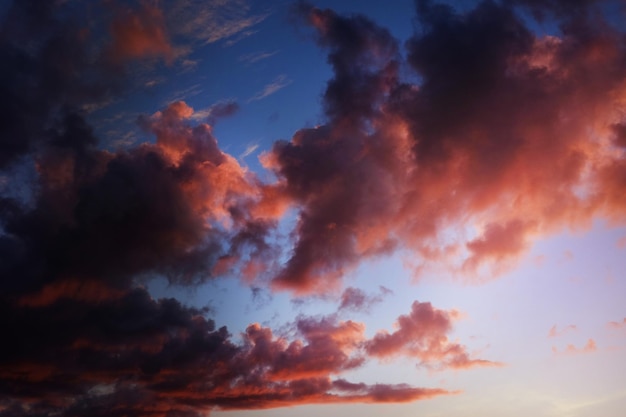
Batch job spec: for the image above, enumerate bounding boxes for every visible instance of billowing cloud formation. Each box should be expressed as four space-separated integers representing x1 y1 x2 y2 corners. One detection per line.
260 0 626 292
365 301 502 370
0 287 463 416
1 99 274 298
1 0 626 415
0 0 119 169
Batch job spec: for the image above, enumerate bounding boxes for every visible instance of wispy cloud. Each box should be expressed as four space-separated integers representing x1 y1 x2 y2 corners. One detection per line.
239 143 259 161
239 50 279 64
248 74 292 102
552 339 598 355
190 100 240 123
548 324 577 338
607 318 626 330
170 0 269 45
162 83 203 104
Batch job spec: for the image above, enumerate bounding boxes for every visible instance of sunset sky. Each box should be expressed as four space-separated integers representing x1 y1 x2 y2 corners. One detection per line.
1 0 626 416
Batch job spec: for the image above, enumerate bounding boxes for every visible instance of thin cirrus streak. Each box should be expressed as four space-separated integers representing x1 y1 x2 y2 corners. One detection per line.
0 0 625 416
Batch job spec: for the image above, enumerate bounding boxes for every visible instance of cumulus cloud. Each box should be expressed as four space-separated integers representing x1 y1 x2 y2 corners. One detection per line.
2 0 626 415
552 339 598 355
0 291 465 416
364 301 502 370
261 0 626 292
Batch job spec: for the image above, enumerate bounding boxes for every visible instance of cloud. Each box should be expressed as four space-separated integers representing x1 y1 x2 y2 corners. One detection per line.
548 324 578 338
1 99 277 299
247 75 293 102
190 100 240 124
0 0 122 169
261 0 626 292
607 318 626 329
364 301 502 370
0 290 462 416
107 1 176 64
2 1 626 415
338 286 390 312
239 50 279 64
169 0 269 45
240 143 260 161
552 339 598 355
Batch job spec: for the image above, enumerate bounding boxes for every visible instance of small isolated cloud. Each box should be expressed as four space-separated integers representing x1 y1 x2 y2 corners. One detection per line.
607 318 626 329
163 83 203 104
144 77 166 88
617 236 626 249
239 50 279 64
191 100 240 124
239 143 260 161
338 286 391 313
179 58 199 73
552 339 598 355
248 75 292 102
548 324 577 338
364 301 503 370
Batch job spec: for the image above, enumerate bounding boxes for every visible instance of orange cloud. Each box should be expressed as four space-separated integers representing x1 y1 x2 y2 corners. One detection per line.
263 1 626 293
552 339 598 355
365 301 502 370
607 318 626 329
548 324 578 338
1 288 462 416
108 1 175 63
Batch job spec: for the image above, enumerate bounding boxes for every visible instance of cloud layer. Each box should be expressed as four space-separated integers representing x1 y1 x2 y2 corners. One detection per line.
1 0 626 416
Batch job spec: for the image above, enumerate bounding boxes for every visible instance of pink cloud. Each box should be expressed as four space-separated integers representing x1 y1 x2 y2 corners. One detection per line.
548 324 577 338
108 1 176 64
365 301 502 370
607 318 626 329
552 339 598 355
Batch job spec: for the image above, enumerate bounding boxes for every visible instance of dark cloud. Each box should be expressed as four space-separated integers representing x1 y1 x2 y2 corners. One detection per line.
2 0 626 415
0 1 117 169
338 286 390 312
262 0 626 291
1 99 275 298
365 301 501 370
0 288 460 416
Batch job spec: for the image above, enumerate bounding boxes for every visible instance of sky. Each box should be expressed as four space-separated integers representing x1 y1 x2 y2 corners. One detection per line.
1 0 626 416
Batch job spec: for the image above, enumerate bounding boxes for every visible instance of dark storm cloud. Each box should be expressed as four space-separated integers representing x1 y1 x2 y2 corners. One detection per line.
2 0 626 415
0 2 460 411
0 1 117 168
0 287 466 416
263 0 626 292
1 99 274 297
